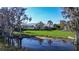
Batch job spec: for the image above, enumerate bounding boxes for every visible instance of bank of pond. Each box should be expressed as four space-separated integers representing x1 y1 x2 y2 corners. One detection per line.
0 36 75 51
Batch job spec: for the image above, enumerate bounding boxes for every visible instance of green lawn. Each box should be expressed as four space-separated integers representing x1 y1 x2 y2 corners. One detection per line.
14 30 75 39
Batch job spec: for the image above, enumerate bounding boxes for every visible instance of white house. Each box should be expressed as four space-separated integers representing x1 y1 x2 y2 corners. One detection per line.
22 22 54 30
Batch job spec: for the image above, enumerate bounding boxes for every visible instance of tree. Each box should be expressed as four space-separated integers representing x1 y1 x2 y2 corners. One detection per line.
11 7 32 48
54 24 60 30
10 8 31 30
62 7 79 45
35 21 44 29
0 7 17 46
0 7 32 47
47 20 53 28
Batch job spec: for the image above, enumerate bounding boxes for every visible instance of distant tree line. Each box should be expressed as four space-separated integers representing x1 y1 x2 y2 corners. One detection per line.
22 20 62 31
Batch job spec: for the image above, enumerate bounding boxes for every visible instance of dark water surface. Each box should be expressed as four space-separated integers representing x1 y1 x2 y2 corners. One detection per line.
21 38 75 51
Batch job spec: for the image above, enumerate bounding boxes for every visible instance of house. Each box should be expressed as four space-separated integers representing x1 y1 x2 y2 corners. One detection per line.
43 24 54 30
22 23 36 29
22 23 54 30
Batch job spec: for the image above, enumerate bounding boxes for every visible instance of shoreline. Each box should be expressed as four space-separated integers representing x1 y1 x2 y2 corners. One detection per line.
35 36 75 41
14 34 75 40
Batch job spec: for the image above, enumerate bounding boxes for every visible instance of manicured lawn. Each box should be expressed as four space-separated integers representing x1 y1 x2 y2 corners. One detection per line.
14 30 75 39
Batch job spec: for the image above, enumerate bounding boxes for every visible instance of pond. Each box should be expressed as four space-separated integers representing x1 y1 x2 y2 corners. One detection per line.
20 37 75 51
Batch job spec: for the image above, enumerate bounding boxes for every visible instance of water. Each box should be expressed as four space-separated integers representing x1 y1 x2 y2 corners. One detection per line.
21 37 75 51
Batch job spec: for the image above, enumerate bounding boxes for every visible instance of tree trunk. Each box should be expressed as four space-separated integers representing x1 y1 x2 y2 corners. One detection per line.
76 31 79 50
12 38 14 46
19 25 22 48
7 37 10 46
76 31 79 44
2 32 4 36
19 38 22 48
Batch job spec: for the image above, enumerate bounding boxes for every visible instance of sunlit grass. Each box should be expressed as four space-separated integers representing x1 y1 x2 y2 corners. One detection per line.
14 30 75 39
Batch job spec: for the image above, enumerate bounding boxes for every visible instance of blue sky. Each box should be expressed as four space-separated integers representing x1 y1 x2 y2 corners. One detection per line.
25 7 65 24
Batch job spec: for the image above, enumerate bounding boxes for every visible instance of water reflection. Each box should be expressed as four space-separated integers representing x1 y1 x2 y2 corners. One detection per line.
48 40 52 46
38 39 43 45
62 40 67 43
21 37 75 51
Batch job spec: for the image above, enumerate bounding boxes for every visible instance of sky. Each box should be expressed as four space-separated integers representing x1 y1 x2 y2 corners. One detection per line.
24 7 65 24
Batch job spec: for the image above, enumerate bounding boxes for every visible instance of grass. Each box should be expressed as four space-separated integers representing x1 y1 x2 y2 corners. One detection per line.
14 30 75 39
